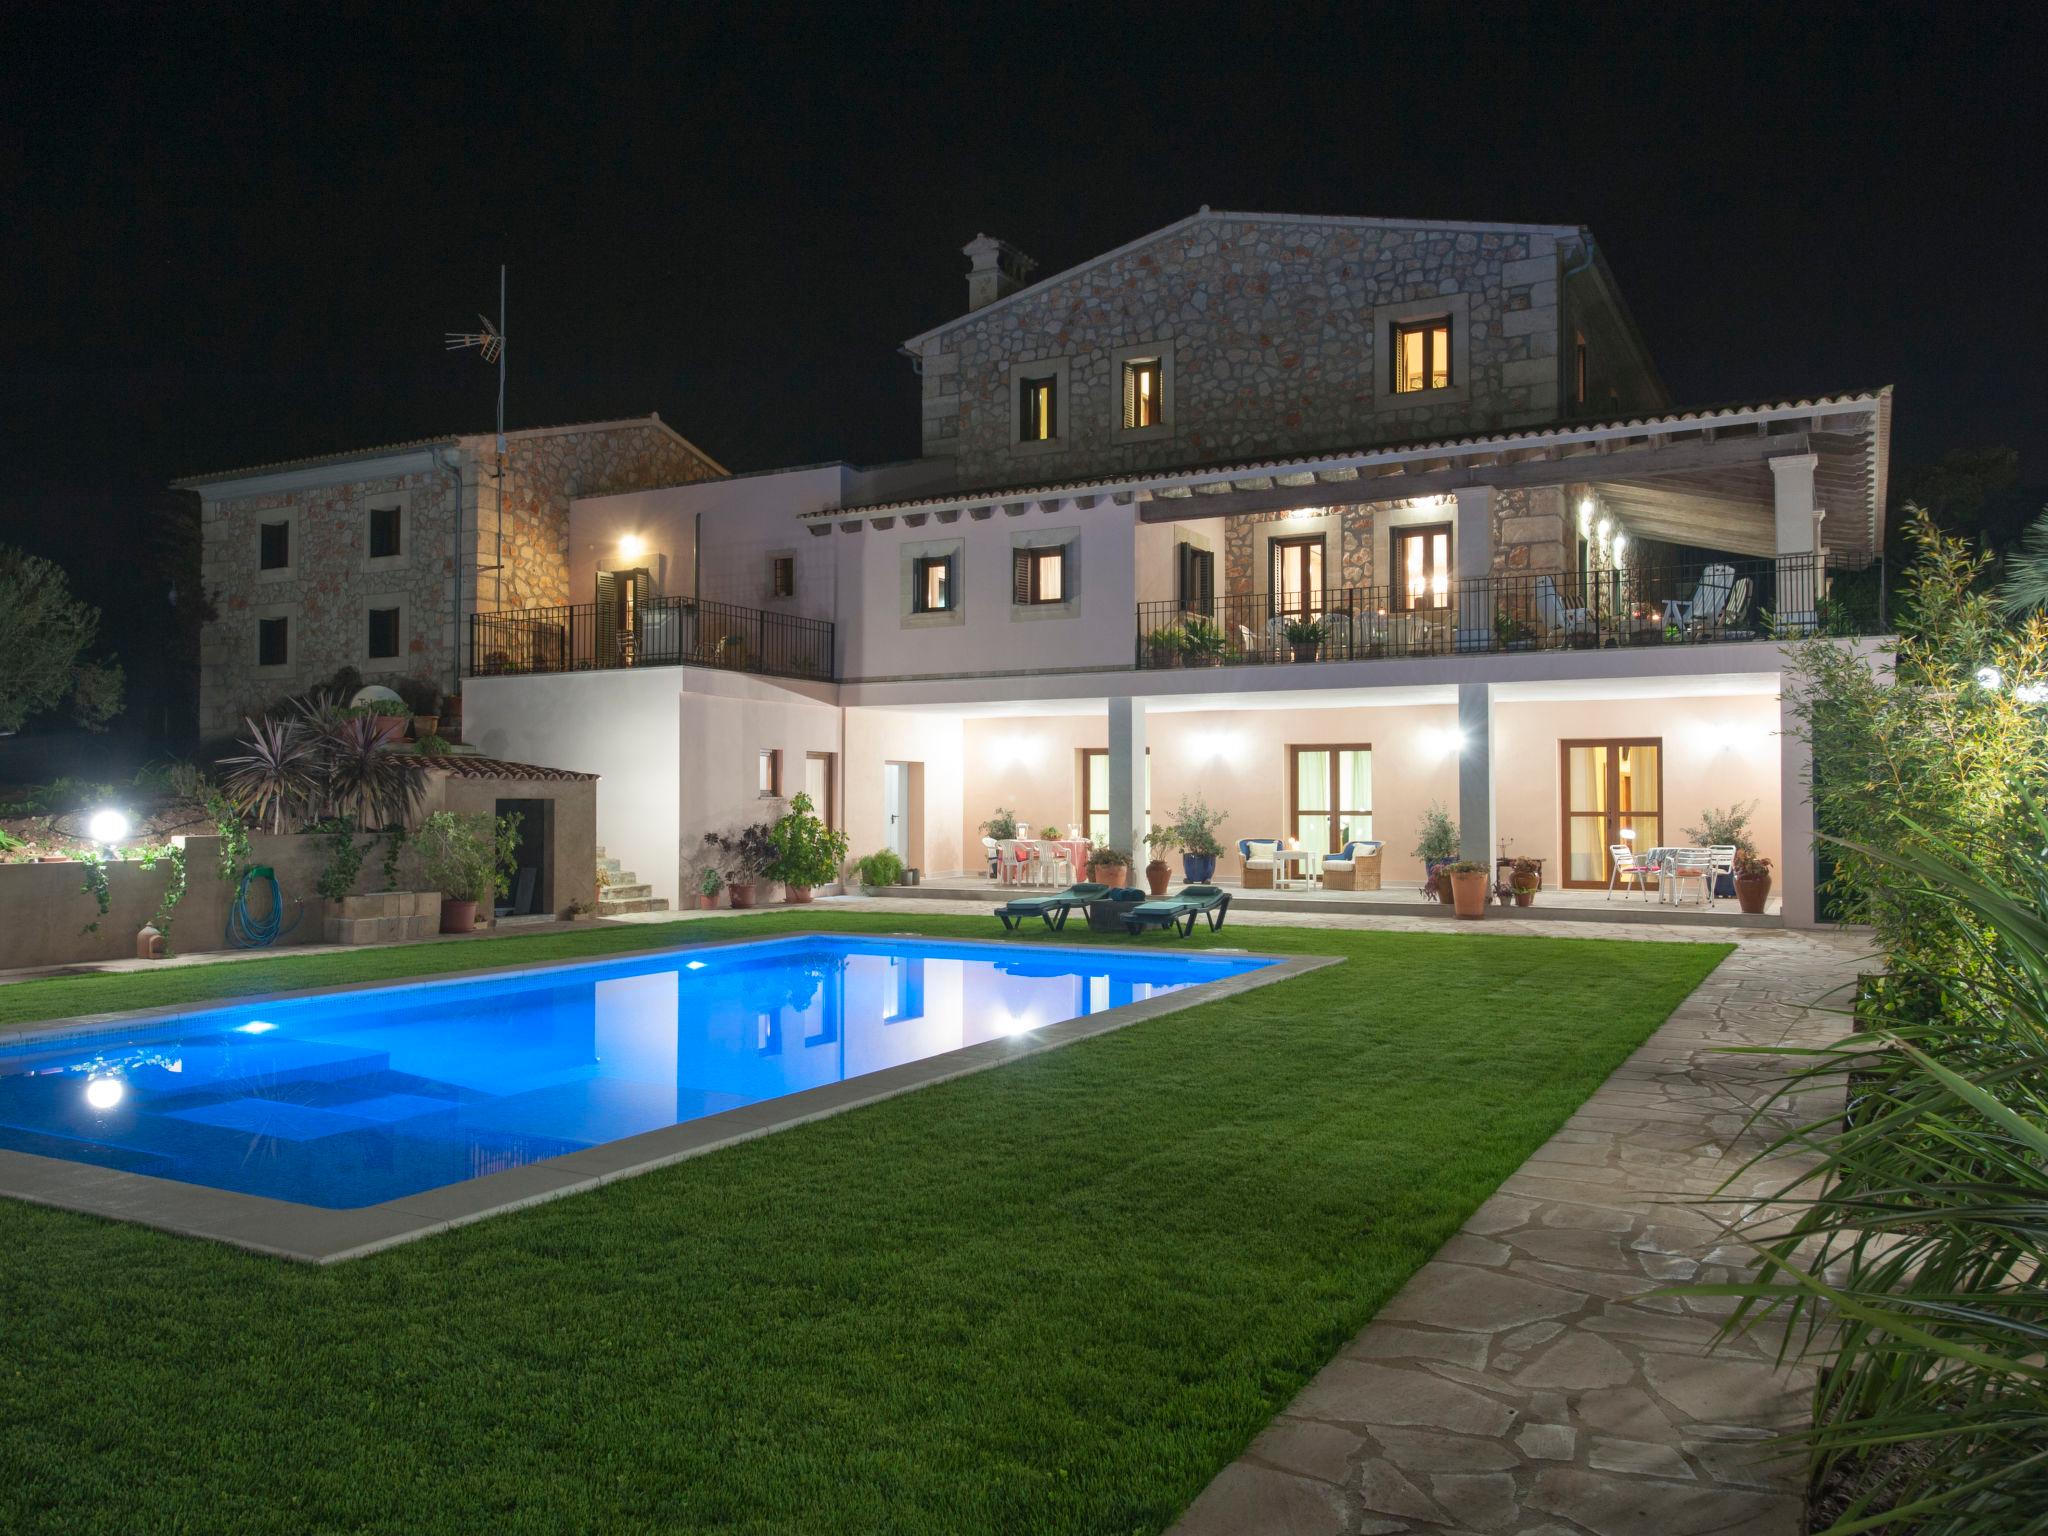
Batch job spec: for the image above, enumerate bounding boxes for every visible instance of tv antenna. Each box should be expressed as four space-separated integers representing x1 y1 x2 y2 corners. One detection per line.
446 265 510 603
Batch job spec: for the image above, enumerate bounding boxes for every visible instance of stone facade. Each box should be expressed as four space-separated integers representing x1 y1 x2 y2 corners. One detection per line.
910 212 1661 488
195 419 721 735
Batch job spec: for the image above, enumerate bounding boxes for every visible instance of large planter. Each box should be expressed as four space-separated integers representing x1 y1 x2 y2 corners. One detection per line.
1144 859 1171 897
1448 870 1490 920
1512 885 1538 908
697 894 720 910
1291 642 1320 664
372 716 408 746
727 882 757 909
1182 852 1217 883
1089 863 1128 889
1734 872 1773 915
438 897 478 934
411 715 440 741
784 885 814 905
1149 645 1182 669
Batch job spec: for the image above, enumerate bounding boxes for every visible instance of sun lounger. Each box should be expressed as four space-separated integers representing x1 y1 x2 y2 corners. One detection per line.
1121 884 1232 937
994 881 1111 932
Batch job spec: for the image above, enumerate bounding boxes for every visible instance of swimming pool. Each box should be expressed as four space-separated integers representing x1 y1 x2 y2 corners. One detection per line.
0 936 1274 1211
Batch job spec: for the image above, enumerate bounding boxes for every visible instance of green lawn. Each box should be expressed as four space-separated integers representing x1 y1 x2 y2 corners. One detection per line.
0 913 1729 1535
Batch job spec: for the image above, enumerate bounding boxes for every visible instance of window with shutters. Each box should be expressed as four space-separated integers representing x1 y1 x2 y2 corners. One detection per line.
1013 546 1065 605
1121 357 1162 428
1177 544 1215 617
1019 376 1056 441
911 555 953 614
368 505 402 559
1392 317 1452 393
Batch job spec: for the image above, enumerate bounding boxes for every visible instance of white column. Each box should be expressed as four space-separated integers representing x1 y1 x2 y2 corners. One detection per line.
1457 681 1495 866
1453 485 1495 650
1107 695 1148 857
1770 452 1820 632
1778 676 1816 927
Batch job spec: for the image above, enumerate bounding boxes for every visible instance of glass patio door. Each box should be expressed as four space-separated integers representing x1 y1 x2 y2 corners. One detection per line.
1269 536 1324 621
1561 739 1662 887
1290 745 1372 854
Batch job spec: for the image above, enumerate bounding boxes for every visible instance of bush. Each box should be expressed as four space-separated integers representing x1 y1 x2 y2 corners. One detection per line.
1086 843 1130 869
854 849 905 888
1682 800 1758 853
703 823 778 884
766 792 850 889
978 808 1020 841
1412 802 1460 863
412 811 519 904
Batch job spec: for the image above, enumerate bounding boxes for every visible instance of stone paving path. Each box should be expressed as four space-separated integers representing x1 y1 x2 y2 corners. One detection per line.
1167 926 1868 1536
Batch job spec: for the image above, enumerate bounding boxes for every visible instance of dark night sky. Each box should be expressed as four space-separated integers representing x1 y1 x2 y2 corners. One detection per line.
3 1 2044 570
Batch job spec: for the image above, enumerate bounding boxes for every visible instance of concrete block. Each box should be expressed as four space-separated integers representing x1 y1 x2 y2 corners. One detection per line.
373 916 407 943
1500 306 1552 337
1502 256 1556 286
1502 357 1557 386
323 917 379 946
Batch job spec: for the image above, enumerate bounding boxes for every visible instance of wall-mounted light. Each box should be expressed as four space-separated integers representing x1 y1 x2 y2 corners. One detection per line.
618 534 647 561
1424 727 1465 759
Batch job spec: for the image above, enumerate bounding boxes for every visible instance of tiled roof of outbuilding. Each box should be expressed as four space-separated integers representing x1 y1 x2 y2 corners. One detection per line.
416 755 599 783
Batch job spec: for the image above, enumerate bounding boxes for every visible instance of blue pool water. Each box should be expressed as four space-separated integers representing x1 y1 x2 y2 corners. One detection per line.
0 936 1269 1209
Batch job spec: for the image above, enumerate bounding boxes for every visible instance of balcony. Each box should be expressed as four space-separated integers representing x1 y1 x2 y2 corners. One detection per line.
469 596 834 681
1135 554 1886 669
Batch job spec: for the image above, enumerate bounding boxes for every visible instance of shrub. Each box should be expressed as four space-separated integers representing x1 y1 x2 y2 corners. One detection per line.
703 823 778 884
1086 843 1131 869
1144 624 1186 656
1283 618 1324 645
978 807 1020 841
1148 794 1227 858
412 811 519 904
1412 802 1460 863
766 792 850 889
415 734 452 755
1180 618 1227 662
1682 800 1759 853
854 849 905 888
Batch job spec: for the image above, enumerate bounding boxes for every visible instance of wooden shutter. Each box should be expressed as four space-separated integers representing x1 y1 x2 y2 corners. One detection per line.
1122 364 1136 429
1013 549 1033 604
1193 549 1213 615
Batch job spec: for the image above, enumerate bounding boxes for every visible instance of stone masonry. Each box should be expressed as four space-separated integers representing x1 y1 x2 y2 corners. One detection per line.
911 213 1657 486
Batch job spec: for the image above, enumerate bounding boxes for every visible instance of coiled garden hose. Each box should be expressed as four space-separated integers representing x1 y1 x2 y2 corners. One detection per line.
226 865 304 948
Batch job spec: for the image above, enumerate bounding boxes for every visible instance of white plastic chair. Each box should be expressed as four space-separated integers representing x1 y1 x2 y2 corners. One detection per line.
1322 609 1352 660
1534 577 1595 642
1607 842 1652 900
1665 847 1715 906
995 839 1027 886
981 835 1000 880
1709 845 1738 906
1036 841 1074 886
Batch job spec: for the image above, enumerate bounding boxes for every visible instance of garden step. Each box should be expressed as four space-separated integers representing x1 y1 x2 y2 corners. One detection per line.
598 896 669 916
603 883 652 902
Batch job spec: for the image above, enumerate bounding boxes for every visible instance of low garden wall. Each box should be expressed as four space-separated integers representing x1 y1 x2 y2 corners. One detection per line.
0 831 424 971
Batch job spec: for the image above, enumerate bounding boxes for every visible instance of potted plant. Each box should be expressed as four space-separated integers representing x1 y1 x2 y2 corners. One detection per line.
1412 802 1461 901
1284 617 1325 663
1157 793 1225 881
347 697 410 745
1509 856 1541 907
1038 824 1060 840
1732 850 1774 914
1181 617 1227 667
766 791 849 904
696 866 723 910
1141 826 1176 896
394 676 443 741
1086 842 1131 888
978 807 1020 842
1144 623 1187 669
1446 860 1491 919
413 810 519 934
1684 801 1758 899
703 823 777 908
854 848 905 894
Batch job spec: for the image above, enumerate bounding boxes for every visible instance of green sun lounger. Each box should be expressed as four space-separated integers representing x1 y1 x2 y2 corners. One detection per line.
994 882 1112 932
1121 884 1232 937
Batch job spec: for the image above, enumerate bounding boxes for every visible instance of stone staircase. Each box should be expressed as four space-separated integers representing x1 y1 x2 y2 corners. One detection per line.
596 847 669 917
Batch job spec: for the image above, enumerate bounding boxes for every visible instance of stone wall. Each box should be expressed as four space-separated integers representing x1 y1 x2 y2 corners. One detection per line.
916 213 1579 485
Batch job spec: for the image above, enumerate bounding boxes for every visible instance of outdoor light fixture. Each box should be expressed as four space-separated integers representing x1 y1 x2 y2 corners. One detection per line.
1597 518 1612 539
2018 683 2048 704
87 808 129 845
1976 665 2004 691
84 1076 125 1111
236 1021 277 1034
618 534 647 561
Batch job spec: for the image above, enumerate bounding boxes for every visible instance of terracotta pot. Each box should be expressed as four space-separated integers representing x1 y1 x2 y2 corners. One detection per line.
727 882 756 909
1449 870 1490 920
1089 863 1128 888
411 715 440 740
697 894 720 909
1144 859 1171 897
372 716 408 745
1291 643 1320 664
1513 887 1537 907
1734 873 1773 915
439 897 478 934
784 885 813 905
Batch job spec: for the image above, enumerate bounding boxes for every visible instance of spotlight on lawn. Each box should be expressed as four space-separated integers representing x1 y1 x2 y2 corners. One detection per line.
87 808 130 846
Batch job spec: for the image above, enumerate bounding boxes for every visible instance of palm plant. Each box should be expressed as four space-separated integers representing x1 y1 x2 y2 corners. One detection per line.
317 715 426 830
1692 819 2048 1533
219 714 317 834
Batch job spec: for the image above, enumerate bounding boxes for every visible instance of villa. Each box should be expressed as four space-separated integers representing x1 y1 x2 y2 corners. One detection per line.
187 209 1893 924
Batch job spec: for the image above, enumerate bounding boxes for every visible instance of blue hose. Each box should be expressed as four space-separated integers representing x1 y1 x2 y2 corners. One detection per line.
226 865 304 948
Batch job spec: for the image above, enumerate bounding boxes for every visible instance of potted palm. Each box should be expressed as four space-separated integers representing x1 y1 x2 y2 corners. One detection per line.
1145 623 1187 669
1509 856 1541 907
1412 802 1461 901
1284 617 1325 663
1181 617 1228 667
413 810 519 934
1446 859 1491 919
1086 843 1131 888
766 791 849 903
1732 850 1774 914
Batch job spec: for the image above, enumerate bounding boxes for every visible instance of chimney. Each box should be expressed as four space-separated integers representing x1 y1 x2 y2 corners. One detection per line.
962 233 1038 312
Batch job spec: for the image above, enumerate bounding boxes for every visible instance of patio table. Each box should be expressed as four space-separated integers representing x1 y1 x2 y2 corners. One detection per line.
1274 847 1323 889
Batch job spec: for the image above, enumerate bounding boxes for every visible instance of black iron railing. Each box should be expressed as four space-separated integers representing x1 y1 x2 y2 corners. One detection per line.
1135 554 1885 668
469 596 834 681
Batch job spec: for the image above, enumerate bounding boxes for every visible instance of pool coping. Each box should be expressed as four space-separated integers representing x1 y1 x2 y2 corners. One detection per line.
0 929 1338 1263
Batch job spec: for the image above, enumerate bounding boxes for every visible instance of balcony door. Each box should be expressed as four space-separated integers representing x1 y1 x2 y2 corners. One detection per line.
1392 524 1451 611
1269 536 1325 621
1289 745 1372 854
1560 739 1663 887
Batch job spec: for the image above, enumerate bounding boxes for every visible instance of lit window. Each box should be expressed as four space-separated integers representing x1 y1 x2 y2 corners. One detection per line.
912 555 953 613
259 521 290 570
369 505 401 558
1393 523 1452 610
1013 546 1065 605
770 555 795 598
257 616 288 667
1121 357 1162 428
1020 375 1057 441
367 607 400 659
1392 319 1451 393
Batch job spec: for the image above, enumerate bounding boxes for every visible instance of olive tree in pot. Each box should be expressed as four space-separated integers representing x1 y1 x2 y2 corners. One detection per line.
767 792 849 903
1445 859 1491 919
413 810 520 933
703 823 777 908
1166 793 1226 882
1086 842 1131 888
1141 826 1176 896
1412 802 1461 901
